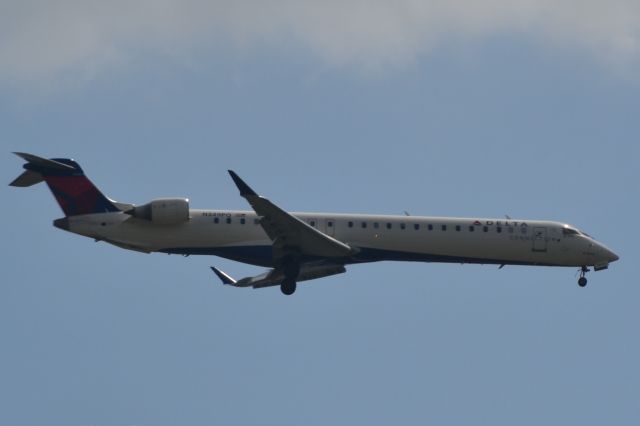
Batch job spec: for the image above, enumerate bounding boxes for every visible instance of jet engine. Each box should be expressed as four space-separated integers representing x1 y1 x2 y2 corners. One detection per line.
127 198 190 225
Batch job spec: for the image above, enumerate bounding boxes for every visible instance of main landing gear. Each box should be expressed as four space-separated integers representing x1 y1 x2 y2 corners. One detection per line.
280 278 297 295
280 258 300 296
578 266 589 287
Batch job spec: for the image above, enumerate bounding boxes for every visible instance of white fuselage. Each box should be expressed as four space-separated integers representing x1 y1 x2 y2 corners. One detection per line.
59 209 618 270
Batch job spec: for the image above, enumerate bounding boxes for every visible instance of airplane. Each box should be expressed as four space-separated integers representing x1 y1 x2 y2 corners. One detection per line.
10 152 619 295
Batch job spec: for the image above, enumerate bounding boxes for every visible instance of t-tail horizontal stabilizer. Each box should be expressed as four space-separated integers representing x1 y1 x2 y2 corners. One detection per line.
9 152 76 187
10 152 120 216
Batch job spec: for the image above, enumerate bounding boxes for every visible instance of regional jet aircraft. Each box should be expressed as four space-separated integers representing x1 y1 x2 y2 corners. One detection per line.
11 153 619 295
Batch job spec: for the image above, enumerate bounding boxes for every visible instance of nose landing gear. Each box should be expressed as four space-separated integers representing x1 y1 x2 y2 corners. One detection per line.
578 266 589 287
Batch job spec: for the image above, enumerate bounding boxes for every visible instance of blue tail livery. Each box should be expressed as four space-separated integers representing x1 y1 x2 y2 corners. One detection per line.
10 152 119 216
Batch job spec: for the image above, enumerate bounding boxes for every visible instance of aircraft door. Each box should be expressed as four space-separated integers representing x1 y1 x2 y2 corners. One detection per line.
532 227 547 252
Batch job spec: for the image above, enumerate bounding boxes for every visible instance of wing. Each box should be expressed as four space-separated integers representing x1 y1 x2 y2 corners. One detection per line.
211 263 347 289
228 170 354 259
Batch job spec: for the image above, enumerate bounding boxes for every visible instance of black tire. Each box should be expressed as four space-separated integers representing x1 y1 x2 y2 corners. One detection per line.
281 279 297 295
578 277 587 287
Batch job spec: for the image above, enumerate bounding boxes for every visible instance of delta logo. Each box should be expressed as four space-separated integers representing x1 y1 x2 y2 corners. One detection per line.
473 220 528 227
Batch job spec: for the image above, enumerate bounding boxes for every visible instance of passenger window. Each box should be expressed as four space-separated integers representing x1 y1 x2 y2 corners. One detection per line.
374 222 379 229
468 226 474 232
348 221 354 228
483 226 488 232
400 223 406 230
226 217 231 224
328 221 333 227
214 217 220 224
497 227 502 233
441 225 447 231
414 224 420 230
386 223 392 229
240 218 246 225
310 220 316 227
361 222 367 229
455 225 461 231
508 227 514 234
428 224 433 231
521 227 528 235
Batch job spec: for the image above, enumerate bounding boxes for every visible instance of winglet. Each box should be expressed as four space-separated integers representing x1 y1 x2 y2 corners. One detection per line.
210 267 237 285
228 170 257 197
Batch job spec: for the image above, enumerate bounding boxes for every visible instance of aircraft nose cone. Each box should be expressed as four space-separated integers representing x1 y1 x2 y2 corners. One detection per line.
53 217 69 230
599 243 619 263
609 250 620 262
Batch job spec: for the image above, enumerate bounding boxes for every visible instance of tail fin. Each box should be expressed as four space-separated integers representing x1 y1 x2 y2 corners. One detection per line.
10 152 120 216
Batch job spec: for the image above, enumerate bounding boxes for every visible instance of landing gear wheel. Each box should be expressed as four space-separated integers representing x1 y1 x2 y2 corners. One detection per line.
577 266 589 287
281 279 297 295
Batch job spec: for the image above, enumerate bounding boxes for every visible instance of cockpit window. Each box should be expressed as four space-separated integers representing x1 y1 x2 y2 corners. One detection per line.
562 227 580 236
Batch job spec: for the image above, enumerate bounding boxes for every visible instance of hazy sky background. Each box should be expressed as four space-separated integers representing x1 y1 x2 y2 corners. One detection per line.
2 1 639 425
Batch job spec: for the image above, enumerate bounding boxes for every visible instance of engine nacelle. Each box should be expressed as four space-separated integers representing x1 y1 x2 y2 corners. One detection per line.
129 198 190 225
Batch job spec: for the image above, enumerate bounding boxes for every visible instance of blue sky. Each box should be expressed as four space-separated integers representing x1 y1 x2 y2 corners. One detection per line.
2 2 639 425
